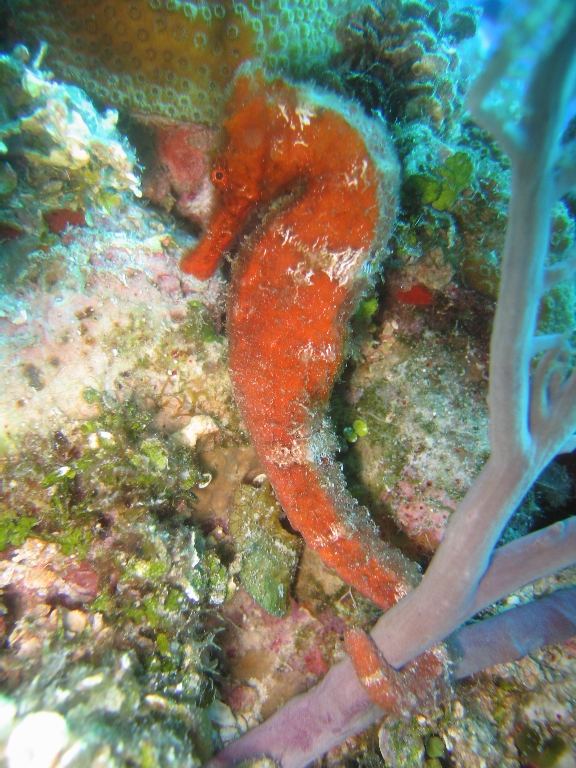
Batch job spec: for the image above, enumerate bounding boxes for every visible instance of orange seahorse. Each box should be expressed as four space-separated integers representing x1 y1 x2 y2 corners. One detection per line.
181 68 420 611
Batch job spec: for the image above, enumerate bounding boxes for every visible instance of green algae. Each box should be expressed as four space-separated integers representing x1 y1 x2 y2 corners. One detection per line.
343 425 359 443
140 439 169 471
82 386 100 405
425 735 445 758
0 510 38 550
337 382 411 499
183 300 222 346
354 296 379 321
342 418 369 443
405 151 474 212
380 721 426 768
124 557 171 582
230 483 301 617
141 741 159 768
1 421 226 764
56 526 93 558
2 386 226 599
75 391 207 510
81 388 153 443
189 546 229 607
516 726 570 768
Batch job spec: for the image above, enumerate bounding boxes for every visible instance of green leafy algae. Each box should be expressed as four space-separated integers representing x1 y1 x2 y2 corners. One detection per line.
0 510 38 550
406 151 474 211
355 296 379 320
425 736 445 759
140 439 168 471
1 412 226 763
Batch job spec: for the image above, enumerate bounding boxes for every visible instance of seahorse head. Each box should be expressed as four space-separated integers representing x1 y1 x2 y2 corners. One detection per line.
180 68 313 279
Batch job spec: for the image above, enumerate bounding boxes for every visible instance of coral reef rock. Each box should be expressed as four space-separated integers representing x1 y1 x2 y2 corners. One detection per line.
11 0 364 124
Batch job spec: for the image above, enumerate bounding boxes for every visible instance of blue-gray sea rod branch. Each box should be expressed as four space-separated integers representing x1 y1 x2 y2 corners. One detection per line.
206 525 576 768
370 0 576 668
206 3 576 766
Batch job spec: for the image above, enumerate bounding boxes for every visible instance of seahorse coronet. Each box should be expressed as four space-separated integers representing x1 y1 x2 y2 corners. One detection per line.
182 67 421 610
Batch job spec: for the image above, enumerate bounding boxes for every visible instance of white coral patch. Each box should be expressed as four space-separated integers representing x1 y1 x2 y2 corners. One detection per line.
179 415 219 447
0 698 17 741
5 711 68 768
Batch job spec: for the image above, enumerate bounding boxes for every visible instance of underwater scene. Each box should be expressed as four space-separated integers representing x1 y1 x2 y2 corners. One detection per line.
0 0 576 766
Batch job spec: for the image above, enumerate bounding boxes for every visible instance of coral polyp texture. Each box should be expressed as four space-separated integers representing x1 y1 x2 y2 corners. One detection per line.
181 68 420 610
326 0 479 134
12 0 362 124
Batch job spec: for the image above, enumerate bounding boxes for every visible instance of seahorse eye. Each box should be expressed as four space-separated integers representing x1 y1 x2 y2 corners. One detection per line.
212 169 226 184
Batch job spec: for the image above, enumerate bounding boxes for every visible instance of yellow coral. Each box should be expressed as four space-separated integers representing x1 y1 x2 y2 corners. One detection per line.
13 0 358 124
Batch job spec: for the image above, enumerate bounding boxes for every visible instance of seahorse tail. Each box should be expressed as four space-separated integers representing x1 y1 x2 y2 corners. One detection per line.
265 458 420 610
